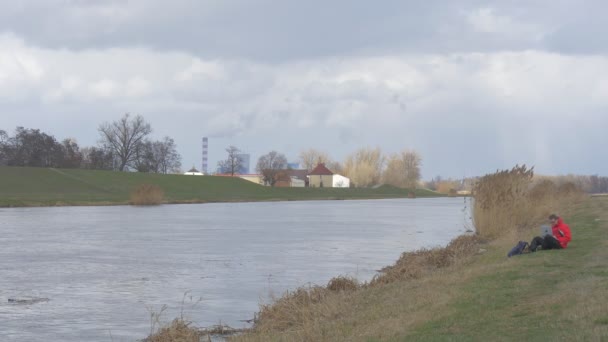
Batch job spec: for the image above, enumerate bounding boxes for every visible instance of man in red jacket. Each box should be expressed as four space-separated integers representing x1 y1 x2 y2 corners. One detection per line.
530 214 572 252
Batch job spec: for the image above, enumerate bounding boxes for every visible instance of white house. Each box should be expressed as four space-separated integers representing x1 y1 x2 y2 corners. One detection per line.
184 167 205 176
332 174 350 188
184 171 205 176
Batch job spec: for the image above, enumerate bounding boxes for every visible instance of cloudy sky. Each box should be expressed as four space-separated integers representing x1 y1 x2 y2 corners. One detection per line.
1 0 607 178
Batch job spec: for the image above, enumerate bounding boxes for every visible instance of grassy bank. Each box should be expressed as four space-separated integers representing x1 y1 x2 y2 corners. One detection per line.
224 196 606 342
0 166 439 207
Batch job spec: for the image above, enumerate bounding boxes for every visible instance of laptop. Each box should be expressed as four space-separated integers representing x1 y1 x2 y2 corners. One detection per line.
540 225 552 237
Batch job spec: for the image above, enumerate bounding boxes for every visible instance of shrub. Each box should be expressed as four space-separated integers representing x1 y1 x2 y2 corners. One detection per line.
369 235 480 286
130 183 164 205
254 285 329 332
327 276 359 292
144 318 201 342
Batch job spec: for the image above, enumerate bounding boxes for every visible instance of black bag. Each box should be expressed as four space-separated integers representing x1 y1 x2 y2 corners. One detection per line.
507 241 529 257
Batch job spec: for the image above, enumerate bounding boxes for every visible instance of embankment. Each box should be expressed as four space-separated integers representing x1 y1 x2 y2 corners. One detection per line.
0 166 440 207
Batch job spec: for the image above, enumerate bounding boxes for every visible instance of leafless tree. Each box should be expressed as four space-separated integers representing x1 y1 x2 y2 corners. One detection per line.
81 146 115 170
217 146 244 176
256 151 288 186
156 137 182 174
133 137 182 174
343 147 384 187
0 130 8 165
98 113 152 171
60 138 83 169
299 148 331 172
0 127 64 167
383 150 422 189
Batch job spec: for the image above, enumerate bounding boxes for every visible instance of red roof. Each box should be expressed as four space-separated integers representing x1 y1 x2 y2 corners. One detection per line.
308 163 334 176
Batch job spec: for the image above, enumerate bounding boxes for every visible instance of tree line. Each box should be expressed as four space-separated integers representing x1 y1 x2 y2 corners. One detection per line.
216 146 422 188
0 114 181 173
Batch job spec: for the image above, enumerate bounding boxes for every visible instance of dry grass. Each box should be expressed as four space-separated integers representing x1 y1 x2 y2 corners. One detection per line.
327 276 359 292
472 165 585 238
144 318 202 342
230 165 593 342
135 164 595 341
369 234 481 286
235 235 481 341
249 276 360 335
130 183 164 205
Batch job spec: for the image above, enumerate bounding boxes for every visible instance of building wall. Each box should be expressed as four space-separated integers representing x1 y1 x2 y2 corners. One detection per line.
291 178 305 187
332 174 350 188
239 175 263 185
309 175 333 188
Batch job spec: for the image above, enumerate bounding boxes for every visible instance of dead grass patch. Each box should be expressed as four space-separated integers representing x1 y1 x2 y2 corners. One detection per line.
473 165 585 239
144 318 202 342
369 234 481 286
130 183 164 205
327 276 359 292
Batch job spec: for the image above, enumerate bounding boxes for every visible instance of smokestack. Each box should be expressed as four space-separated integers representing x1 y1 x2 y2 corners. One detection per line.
202 137 208 174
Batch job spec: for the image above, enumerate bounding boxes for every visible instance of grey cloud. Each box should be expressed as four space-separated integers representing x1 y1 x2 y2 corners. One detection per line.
2 1 608 178
0 0 574 62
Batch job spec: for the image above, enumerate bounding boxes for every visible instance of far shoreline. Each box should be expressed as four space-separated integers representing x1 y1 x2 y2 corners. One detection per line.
0 194 452 209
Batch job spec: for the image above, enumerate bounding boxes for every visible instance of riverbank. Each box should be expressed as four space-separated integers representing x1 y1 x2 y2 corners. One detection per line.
0 166 440 207
221 195 606 341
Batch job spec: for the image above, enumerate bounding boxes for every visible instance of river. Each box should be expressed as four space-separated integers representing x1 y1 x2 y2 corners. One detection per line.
0 197 472 341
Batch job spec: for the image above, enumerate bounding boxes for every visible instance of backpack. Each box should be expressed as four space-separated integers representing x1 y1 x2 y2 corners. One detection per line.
507 241 529 257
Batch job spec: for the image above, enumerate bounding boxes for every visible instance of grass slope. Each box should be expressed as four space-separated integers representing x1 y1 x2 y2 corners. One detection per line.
402 197 608 342
0 166 439 207
234 197 608 341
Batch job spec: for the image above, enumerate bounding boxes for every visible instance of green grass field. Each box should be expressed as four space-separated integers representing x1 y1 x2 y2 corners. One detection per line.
0 166 440 207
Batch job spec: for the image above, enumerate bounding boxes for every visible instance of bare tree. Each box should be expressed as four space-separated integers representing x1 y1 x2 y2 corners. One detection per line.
326 161 343 175
383 150 422 188
60 138 83 169
299 148 331 172
133 137 182 174
81 146 115 170
343 147 384 187
217 146 244 176
98 113 152 171
1 127 64 167
256 151 288 186
155 137 181 174
0 130 8 165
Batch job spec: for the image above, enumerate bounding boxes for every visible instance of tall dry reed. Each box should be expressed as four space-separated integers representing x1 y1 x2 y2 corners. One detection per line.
130 183 164 205
472 165 585 238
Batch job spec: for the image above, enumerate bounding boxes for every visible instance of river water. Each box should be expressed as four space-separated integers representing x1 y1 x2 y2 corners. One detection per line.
0 198 471 341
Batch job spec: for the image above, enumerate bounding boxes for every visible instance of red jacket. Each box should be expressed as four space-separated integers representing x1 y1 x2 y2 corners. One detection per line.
552 217 572 248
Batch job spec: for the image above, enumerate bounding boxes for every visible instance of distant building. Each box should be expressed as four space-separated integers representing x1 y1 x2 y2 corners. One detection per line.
332 174 350 188
290 177 306 187
237 153 250 174
286 169 309 187
202 137 209 174
287 162 300 169
239 174 263 185
184 166 204 176
308 163 334 188
308 163 350 188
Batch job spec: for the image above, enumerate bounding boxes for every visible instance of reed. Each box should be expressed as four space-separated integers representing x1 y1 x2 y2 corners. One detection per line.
144 318 202 342
130 183 164 205
472 165 585 238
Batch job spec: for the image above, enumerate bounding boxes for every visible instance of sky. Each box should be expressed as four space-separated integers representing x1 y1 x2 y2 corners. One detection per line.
1 0 607 179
